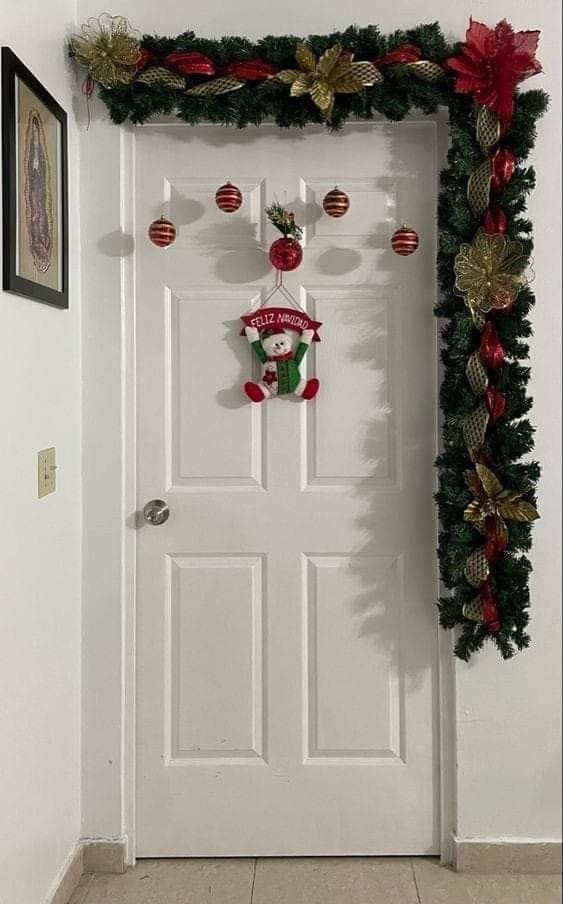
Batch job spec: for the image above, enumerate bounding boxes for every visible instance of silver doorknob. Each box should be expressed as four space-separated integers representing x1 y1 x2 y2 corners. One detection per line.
143 499 170 525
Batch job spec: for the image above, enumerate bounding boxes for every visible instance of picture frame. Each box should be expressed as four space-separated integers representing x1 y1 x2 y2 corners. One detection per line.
1 47 68 308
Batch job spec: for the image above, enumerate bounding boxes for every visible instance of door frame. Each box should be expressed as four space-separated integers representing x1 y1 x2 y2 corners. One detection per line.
118 116 456 865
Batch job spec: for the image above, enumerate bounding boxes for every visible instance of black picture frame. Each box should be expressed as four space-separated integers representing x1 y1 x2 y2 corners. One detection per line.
1 47 68 308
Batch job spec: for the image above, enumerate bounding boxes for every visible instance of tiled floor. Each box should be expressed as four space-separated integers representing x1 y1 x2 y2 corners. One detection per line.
69 857 562 904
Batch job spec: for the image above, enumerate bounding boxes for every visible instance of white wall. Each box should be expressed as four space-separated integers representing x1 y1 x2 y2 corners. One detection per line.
0 3 82 904
78 0 562 851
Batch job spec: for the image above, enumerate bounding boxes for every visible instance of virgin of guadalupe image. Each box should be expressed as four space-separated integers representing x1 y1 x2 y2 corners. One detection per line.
23 108 54 274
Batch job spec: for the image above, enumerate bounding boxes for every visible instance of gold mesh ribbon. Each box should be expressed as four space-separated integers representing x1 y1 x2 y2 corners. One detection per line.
466 350 488 395
462 594 485 622
463 400 489 459
476 107 501 151
468 304 487 330
185 77 244 95
136 67 186 89
405 60 444 81
70 14 140 88
467 159 491 217
464 548 490 588
353 61 384 85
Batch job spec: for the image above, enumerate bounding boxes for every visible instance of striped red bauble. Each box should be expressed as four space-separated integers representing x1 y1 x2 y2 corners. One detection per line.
391 225 419 256
215 181 243 213
322 186 350 218
148 216 177 248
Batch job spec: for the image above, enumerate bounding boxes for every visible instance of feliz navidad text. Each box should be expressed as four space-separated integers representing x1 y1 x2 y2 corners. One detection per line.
240 307 322 340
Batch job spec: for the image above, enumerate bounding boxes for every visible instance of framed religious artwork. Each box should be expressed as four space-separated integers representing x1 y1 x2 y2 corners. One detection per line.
1 47 68 308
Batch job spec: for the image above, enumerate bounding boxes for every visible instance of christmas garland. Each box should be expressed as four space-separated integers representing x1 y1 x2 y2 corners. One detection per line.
70 17 548 660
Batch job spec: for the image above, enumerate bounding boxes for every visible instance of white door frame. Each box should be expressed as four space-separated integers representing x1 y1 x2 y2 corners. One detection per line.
117 116 456 865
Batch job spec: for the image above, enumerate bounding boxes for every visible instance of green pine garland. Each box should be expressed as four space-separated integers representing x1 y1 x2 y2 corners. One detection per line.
436 88 547 660
74 21 548 660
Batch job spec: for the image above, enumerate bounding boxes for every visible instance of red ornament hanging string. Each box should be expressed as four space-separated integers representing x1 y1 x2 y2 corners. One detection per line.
82 74 95 130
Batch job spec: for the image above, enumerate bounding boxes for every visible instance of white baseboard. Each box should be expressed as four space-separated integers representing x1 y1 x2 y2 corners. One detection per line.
44 834 562 901
453 837 562 874
45 844 83 904
46 838 127 904
81 838 127 875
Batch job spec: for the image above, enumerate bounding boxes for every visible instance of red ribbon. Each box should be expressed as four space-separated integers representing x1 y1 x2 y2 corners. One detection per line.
480 321 505 371
481 578 501 633
485 386 506 424
222 58 278 80
491 148 516 191
373 43 422 67
136 48 157 71
163 51 216 76
484 207 507 235
484 516 508 562
240 307 322 341
81 76 95 130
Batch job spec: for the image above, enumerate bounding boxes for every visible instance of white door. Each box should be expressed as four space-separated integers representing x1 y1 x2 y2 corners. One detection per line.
135 122 439 857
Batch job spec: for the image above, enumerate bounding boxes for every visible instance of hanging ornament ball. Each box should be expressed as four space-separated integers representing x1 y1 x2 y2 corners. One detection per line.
268 237 303 272
391 225 419 256
148 216 176 248
215 181 243 213
323 186 350 218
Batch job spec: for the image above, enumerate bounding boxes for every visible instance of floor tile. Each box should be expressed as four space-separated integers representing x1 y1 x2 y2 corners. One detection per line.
413 857 563 904
67 875 95 904
81 858 255 904
251 857 419 904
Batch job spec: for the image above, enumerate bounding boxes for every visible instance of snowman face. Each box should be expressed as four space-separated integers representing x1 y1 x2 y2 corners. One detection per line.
262 332 292 357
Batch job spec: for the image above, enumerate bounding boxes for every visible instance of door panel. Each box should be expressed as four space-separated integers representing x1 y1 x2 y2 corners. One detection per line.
135 122 439 856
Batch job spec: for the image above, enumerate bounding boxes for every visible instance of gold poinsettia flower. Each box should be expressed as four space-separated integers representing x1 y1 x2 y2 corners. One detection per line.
70 14 141 88
454 230 528 315
464 463 539 541
276 42 382 122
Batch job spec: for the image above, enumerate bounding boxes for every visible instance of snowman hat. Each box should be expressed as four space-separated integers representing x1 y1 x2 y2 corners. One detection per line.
261 327 288 340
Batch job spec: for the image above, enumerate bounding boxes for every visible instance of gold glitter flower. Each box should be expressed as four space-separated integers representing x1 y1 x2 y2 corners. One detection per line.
70 14 141 88
454 230 528 315
276 42 381 122
464 463 539 539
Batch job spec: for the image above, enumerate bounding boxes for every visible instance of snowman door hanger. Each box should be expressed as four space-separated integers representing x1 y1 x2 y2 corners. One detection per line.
240 271 322 404
239 203 322 404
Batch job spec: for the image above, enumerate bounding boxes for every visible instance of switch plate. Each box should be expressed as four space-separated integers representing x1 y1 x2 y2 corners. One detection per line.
38 447 57 498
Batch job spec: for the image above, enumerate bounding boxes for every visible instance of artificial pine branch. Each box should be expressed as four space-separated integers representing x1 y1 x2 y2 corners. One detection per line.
265 202 303 240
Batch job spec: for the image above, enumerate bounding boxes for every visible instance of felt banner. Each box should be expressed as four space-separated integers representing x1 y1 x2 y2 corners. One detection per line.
240 307 322 341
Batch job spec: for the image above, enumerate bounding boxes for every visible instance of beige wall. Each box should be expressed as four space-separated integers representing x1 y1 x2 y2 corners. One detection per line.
0 3 82 903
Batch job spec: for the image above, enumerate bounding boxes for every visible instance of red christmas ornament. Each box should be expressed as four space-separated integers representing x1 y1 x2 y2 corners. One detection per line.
215 182 243 213
391 225 419 256
491 148 516 191
480 321 505 371
485 386 506 424
322 187 350 218
446 18 542 132
222 58 278 80
268 237 303 272
484 207 507 235
163 51 216 76
148 216 176 248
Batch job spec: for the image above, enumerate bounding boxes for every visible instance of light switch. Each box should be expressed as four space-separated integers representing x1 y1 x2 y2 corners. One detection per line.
38 447 57 498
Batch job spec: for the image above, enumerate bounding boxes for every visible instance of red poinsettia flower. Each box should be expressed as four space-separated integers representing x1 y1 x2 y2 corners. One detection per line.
446 19 542 130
